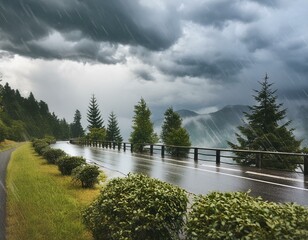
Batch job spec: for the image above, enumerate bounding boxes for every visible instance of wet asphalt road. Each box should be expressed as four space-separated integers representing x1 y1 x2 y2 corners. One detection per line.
52 142 308 206
0 149 15 240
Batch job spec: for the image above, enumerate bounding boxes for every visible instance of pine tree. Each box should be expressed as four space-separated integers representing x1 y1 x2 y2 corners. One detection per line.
0 82 69 140
129 98 157 152
161 107 182 143
161 107 191 157
106 112 123 143
0 73 6 142
0 72 3 113
228 74 301 170
87 95 103 130
70 109 84 138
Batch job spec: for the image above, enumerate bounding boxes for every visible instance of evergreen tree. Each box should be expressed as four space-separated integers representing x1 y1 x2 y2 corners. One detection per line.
0 82 69 140
228 74 301 170
0 74 6 142
161 107 182 143
87 95 103 130
161 107 191 157
0 72 3 112
70 109 84 138
106 112 123 143
130 98 157 152
87 127 106 142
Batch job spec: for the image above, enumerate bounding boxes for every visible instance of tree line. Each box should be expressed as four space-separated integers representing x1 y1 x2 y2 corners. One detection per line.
82 95 192 157
0 82 70 141
0 73 303 170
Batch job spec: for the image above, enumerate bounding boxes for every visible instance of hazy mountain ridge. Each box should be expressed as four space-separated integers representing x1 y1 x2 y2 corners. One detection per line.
155 105 308 148
180 105 249 148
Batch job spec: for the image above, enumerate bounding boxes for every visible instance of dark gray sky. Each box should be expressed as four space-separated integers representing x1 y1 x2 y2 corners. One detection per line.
1 0 308 139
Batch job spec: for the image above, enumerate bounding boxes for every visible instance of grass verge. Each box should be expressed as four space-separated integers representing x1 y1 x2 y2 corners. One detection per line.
6 142 101 240
0 140 19 152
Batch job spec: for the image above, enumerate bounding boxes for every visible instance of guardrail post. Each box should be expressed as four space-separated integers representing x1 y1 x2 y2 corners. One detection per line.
113 142 116 149
161 145 165 158
304 155 308 176
216 150 221 165
150 145 154 156
131 144 133 153
194 148 198 161
123 143 126 152
118 143 121 151
256 153 262 168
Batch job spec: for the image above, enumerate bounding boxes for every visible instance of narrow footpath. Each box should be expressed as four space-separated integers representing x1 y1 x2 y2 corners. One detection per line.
0 149 15 240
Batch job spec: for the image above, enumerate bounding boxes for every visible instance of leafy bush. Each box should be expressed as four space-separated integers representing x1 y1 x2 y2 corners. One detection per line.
56 156 86 175
83 173 188 240
186 191 308 240
43 148 66 164
32 139 50 155
72 164 100 188
43 135 56 144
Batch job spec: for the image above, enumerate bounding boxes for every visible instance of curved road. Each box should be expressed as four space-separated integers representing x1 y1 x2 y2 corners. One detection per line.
53 142 308 206
0 148 15 240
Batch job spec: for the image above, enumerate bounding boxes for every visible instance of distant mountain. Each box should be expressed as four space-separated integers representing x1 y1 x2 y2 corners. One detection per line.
176 109 199 118
180 105 249 148
154 104 308 148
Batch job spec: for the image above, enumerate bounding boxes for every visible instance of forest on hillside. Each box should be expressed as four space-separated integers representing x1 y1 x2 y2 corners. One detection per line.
0 82 70 141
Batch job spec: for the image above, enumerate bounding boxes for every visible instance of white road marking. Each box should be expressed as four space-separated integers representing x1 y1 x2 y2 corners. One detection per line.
245 171 308 183
201 164 242 172
169 163 308 192
137 156 308 191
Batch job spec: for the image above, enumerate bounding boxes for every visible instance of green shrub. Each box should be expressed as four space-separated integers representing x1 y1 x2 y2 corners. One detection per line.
83 173 188 240
72 164 100 188
43 135 56 144
186 191 308 240
43 148 67 164
40 146 51 156
32 139 50 155
56 156 86 175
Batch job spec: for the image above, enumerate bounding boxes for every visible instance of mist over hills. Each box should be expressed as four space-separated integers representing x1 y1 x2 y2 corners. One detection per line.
154 105 308 148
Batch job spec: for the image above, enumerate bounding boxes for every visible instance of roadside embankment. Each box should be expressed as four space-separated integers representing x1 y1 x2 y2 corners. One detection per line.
6 143 100 240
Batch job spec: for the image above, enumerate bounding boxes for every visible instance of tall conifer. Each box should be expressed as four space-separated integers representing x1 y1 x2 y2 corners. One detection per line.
161 107 191 157
129 98 157 152
70 109 84 138
106 112 123 143
87 95 103 130
228 74 301 170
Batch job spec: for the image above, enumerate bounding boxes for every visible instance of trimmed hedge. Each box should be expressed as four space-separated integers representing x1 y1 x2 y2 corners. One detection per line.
32 139 50 155
186 191 308 240
57 156 86 175
43 148 67 164
83 173 188 240
72 164 100 188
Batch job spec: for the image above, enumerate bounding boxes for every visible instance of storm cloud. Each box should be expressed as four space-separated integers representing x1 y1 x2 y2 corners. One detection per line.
1 0 308 137
0 0 181 62
1 0 308 80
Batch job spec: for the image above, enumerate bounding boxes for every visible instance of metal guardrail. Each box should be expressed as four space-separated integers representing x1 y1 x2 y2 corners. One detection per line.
70 139 308 175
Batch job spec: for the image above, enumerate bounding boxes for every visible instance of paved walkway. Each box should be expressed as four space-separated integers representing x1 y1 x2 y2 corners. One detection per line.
0 149 15 240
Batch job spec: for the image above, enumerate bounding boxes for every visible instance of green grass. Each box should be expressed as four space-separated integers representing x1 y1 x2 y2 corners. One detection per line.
0 140 19 152
6 143 101 240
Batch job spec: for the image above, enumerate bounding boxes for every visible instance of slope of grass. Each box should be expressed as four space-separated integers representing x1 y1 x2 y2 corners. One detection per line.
6 143 100 240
